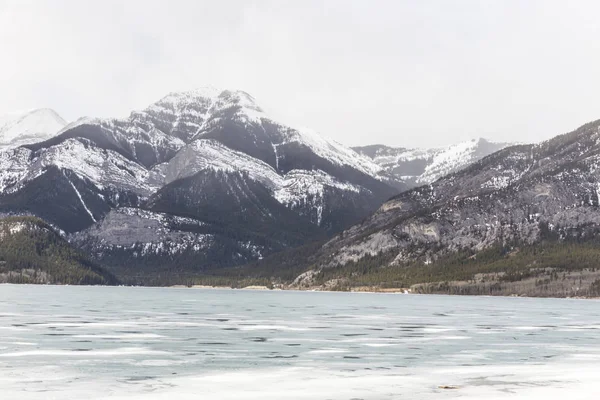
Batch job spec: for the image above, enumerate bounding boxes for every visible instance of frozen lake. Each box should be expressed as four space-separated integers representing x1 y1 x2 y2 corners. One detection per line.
1 284 599 399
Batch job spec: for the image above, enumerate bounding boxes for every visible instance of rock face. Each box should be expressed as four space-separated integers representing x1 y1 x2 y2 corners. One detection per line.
0 108 66 148
300 119 600 276
353 138 511 187
0 88 402 278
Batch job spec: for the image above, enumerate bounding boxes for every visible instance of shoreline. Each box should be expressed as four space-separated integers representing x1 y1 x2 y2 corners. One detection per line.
3 282 599 300
166 284 600 300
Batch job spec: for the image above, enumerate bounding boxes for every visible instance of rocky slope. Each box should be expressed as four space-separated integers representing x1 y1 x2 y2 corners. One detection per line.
0 216 117 285
0 108 66 148
283 118 600 292
0 88 401 279
354 138 511 187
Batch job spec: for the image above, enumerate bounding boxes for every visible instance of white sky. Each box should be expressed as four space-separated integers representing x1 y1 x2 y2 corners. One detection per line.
1 0 599 148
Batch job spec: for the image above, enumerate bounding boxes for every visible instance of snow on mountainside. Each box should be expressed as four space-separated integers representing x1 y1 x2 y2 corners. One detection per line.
58 88 384 179
0 88 400 278
141 87 384 178
273 126 382 178
164 138 365 207
354 138 512 187
163 139 282 188
141 87 265 141
0 109 67 148
31 88 390 208
291 118 600 289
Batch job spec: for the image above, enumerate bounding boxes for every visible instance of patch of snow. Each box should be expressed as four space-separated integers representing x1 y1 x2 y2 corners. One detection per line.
65 173 97 223
165 139 282 189
418 140 481 183
26 139 160 195
0 147 33 192
8 222 27 234
276 126 383 178
275 170 363 225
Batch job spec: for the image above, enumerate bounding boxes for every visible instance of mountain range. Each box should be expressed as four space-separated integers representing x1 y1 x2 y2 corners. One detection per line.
6 88 590 294
353 138 510 187
275 118 600 296
0 88 416 280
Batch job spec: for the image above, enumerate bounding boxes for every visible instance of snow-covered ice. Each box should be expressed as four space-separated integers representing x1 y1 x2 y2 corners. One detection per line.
1 285 600 400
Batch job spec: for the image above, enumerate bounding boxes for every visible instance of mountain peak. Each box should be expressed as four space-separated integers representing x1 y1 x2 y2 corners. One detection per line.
137 88 382 179
133 87 266 143
0 108 67 148
150 87 263 113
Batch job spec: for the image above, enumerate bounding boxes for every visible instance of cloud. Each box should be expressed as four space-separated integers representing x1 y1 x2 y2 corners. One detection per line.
1 0 599 148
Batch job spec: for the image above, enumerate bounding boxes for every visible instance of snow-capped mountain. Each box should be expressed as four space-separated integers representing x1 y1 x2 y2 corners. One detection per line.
0 108 66 148
0 88 400 280
353 138 511 187
289 118 600 285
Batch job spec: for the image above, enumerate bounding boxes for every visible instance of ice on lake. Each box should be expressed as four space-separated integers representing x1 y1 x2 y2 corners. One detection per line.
1 284 599 399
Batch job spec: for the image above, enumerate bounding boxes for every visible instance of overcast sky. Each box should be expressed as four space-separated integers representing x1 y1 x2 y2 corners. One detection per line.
1 0 599 148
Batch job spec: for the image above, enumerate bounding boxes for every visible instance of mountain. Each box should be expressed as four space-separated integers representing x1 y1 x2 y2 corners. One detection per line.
0 88 401 281
262 118 600 296
0 108 66 148
353 138 511 187
0 216 117 285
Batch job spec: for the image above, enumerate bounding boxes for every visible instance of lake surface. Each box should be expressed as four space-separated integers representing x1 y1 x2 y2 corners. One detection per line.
1 285 599 399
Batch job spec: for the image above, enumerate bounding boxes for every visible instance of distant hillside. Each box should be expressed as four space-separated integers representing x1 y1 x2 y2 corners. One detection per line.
0 216 117 285
353 138 511 187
